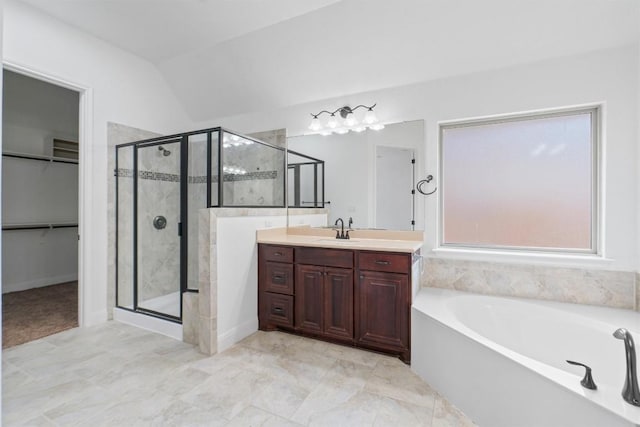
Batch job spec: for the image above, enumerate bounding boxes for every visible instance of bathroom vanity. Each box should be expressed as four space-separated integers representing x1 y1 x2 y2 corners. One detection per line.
257 227 422 363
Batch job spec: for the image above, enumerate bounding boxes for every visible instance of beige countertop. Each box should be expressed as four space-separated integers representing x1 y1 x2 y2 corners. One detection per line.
256 226 423 253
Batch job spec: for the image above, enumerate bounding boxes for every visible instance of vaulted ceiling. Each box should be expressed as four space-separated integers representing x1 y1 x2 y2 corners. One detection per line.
19 0 640 122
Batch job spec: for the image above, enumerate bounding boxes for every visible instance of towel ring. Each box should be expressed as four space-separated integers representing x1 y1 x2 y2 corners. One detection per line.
416 175 437 196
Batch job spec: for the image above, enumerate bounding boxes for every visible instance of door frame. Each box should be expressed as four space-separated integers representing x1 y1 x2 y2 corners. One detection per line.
3 60 93 327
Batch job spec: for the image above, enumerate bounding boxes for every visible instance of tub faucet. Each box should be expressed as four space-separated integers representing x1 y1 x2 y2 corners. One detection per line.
613 328 640 406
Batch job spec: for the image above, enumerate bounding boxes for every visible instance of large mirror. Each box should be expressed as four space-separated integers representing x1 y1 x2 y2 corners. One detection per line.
287 119 424 231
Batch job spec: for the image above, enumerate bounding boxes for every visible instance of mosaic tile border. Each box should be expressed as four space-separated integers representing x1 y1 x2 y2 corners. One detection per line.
116 168 278 183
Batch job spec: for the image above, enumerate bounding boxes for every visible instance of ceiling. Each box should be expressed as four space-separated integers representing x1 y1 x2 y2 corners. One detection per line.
19 0 640 122
20 0 342 62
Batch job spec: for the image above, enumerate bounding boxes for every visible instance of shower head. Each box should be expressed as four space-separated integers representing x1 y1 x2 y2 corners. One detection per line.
614 328 629 340
158 146 171 156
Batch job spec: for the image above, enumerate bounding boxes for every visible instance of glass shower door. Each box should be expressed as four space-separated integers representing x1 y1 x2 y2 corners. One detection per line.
136 140 182 320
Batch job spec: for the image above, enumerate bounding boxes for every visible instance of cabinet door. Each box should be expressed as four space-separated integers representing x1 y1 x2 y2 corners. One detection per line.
295 264 324 334
323 267 354 341
357 271 408 352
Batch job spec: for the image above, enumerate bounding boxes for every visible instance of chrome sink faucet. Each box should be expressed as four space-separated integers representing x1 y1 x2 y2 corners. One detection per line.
613 328 640 406
334 218 350 239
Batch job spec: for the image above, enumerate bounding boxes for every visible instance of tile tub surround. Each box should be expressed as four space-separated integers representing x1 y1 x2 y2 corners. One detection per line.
423 257 637 310
2 323 476 426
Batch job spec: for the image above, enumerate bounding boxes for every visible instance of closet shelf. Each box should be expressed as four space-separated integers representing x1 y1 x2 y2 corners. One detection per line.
2 222 78 231
2 151 78 164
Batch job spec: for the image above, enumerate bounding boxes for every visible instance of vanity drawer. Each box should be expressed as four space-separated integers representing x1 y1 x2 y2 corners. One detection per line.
264 262 294 295
295 247 353 268
264 293 294 328
261 245 294 263
358 251 410 274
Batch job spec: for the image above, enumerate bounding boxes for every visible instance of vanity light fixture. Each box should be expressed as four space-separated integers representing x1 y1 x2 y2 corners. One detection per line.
308 103 384 135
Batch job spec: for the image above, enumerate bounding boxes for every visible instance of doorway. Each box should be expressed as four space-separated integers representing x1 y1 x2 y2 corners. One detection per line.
375 145 415 230
1 69 81 347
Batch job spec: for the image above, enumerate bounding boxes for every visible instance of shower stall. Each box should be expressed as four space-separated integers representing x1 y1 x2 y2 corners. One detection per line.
115 128 285 323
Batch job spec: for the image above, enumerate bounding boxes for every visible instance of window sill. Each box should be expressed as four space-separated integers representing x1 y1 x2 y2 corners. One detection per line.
430 247 614 269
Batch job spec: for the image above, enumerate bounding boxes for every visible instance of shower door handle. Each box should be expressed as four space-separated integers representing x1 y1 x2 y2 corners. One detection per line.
178 222 183 236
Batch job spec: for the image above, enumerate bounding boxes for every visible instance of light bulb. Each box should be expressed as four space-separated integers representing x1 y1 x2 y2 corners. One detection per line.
370 123 385 131
344 113 357 127
309 116 322 132
363 108 378 125
327 114 338 129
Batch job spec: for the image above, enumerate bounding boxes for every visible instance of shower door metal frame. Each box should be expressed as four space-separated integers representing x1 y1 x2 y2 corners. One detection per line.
116 137 186 323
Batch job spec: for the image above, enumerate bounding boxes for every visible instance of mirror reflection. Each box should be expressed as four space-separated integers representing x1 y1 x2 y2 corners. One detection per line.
287 120 424 231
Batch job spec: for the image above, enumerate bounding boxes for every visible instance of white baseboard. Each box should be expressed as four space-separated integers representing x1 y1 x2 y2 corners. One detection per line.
217 317 258 353
83 309 108 327
2 274 78 294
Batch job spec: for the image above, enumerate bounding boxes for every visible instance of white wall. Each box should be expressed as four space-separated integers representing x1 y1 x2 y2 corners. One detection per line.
215 213 326 352
3 0 193 324
637 41 640 273
198 45 640 271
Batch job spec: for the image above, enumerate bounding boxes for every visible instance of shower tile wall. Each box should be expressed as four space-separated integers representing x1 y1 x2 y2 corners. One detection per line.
187 134 209 291
136 146 181 304
220 129 285 206
423 258 637 310
107 122 161 317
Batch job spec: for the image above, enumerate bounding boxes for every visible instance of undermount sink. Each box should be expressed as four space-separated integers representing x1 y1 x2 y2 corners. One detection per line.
315 238 362 244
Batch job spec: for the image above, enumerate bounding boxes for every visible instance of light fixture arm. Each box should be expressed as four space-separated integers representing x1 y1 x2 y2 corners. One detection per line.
311 103 377 119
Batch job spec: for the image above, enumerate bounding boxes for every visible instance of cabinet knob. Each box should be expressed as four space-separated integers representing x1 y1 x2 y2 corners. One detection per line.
375 260 391 266
272 307 285 315
274 252 283 256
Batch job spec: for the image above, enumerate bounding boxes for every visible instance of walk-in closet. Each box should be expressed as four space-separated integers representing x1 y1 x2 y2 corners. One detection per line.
2 69 80 347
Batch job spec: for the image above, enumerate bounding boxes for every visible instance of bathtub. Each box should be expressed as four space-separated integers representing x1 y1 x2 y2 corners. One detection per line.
411 288 640 427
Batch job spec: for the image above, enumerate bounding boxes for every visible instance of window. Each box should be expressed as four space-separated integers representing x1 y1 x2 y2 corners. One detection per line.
440 107 598 253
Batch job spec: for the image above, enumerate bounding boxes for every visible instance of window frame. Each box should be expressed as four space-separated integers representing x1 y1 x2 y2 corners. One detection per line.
438 105 601 255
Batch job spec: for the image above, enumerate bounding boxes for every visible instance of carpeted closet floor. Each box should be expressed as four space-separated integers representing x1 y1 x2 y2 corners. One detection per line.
2 281 78 348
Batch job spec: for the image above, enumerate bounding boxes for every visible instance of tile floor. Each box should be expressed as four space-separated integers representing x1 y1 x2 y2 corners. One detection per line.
3 321 477 426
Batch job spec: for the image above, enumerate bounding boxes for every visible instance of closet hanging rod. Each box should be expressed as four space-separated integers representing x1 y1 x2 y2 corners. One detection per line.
2 223 78 231
2 151 78 164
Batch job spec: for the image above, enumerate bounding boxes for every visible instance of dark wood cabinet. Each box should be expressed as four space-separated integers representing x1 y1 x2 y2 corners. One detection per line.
295 264 324 334
323 267 354 341
295 264 353 342
258 244 295 331
258 243 415 363
356 270 409 360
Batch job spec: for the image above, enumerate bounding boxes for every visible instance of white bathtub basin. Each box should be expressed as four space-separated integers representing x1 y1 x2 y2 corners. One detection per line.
412 288 640 427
